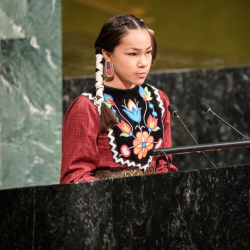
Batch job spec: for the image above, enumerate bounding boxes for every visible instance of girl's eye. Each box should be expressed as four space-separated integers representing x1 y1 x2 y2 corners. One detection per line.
128 53 136 56
146 50 152 54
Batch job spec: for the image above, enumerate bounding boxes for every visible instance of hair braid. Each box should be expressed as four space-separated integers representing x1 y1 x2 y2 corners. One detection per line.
95 47 117 131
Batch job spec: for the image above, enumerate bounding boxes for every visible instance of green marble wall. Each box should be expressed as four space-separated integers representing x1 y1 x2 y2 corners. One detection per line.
0 1 62 189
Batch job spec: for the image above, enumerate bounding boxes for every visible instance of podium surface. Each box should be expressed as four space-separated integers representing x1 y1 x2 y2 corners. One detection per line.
1 165 250 250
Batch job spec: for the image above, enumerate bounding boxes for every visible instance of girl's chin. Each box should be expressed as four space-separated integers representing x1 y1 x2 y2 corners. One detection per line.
136 78 146 84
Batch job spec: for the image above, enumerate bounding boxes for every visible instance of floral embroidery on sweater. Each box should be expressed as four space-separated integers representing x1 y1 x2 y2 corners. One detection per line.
103 83 164 170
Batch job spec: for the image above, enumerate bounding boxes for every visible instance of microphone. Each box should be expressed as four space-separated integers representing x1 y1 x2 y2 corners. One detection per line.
200 102 249 140
168 104 217 168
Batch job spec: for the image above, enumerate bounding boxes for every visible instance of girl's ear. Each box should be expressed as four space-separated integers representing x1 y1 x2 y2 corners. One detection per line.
102 49 112 61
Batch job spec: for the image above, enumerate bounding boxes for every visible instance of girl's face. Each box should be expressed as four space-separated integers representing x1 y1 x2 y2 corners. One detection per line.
103 29 153 89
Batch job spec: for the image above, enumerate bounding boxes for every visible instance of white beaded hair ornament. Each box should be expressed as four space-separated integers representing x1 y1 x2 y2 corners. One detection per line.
94 47 105 112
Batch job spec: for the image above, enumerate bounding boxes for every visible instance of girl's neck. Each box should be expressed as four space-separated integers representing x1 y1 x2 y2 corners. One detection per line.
104 76 135 90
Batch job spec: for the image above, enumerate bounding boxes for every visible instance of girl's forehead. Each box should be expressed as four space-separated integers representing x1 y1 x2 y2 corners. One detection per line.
119 29 151 48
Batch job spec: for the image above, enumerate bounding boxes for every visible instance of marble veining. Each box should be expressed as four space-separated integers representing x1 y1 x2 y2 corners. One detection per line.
1 165 250 249
0 7 26 39
0 0 62 190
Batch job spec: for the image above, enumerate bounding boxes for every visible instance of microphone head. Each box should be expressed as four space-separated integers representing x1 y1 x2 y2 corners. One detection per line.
168 104 178 115
200 102 211 113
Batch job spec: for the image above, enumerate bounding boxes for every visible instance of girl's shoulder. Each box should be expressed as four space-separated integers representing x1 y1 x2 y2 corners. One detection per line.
64 87 100 118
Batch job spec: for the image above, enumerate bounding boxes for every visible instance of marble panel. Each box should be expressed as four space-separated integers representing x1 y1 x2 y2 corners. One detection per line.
0 165 250 249
0 0 61 44
111 171 200 250
0 187 35 250
215 166 250 249
34 180 113 250
111 175 148 249
0 40 2 186
0 38 62 190
189 165 250 250
63 66 250 171
110 166 250 250
0 0 62 190
165 170 201 250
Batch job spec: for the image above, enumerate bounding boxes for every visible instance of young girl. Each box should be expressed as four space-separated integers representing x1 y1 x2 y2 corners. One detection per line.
60 14 178 183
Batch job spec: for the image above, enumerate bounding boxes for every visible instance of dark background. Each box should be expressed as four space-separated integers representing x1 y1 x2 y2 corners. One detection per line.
63 66 250 171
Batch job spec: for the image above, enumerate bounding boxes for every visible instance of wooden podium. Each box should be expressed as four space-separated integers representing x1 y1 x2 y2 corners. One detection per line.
1 164 250 250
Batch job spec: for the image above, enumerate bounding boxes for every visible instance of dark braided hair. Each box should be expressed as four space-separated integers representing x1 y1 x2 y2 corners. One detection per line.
94 14 157 131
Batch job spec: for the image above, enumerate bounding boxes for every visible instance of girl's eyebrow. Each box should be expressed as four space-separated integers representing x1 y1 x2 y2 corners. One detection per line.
125 45 152 51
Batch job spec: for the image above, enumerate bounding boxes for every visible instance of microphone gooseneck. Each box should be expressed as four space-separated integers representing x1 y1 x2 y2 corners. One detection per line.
168 104 217 168
199 102 249 140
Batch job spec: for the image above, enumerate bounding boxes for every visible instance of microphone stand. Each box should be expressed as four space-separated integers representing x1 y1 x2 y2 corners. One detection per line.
153 140 250 155
173 112 217 168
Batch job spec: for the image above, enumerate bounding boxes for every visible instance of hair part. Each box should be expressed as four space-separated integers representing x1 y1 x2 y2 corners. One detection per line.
94 14 157 131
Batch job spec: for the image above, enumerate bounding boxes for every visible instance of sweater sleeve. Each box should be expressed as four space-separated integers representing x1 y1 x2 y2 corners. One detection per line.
151 89 178 173
60 96 100 183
